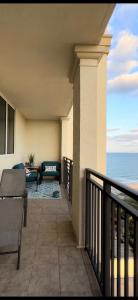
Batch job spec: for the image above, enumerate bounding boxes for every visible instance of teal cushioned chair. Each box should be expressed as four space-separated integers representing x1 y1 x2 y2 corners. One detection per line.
13 163 39 184
40 161 61 184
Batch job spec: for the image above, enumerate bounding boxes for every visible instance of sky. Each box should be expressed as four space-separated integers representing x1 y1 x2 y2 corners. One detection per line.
106 3 138 153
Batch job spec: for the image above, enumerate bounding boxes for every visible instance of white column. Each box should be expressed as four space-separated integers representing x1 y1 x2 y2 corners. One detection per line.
69 35 112 247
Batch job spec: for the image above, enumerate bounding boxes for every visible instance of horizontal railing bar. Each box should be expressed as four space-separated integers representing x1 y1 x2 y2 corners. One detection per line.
86 168 138 201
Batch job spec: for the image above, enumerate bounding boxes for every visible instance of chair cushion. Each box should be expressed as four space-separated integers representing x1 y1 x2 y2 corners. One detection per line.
13 163 25 170
42 170 60 177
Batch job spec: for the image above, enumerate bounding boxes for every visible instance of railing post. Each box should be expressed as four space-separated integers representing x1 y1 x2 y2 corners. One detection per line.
85 169 89 250
65 158 67 189
63 157 65 185
102 182 111 296
134 218 138 297
69 161 73 203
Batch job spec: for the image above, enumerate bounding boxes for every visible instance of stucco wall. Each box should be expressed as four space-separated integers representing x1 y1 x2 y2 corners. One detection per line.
26 120 61 165
0 93 61 174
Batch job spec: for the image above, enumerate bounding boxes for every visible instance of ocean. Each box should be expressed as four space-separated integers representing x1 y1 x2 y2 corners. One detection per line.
106 153 138 184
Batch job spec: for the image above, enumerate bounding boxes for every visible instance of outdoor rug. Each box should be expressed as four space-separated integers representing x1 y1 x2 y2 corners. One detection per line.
26 180 62 199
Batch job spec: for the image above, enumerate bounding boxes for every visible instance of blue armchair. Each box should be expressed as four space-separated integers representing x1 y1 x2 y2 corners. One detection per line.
13 163 39 186
40 161 61 184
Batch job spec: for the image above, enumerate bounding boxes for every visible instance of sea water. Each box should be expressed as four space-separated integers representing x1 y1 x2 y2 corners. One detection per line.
106 153 138 184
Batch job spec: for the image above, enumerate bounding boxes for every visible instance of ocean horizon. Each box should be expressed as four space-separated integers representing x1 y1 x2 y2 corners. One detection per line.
106 152 138 184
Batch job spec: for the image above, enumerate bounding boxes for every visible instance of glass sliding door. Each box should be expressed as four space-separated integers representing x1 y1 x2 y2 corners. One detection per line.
7 104 14 154
0 96 6 154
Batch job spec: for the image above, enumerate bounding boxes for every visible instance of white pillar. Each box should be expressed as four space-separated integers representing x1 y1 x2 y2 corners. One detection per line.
69 35 112 247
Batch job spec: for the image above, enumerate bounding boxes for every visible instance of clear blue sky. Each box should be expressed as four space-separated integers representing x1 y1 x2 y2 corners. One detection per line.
106 4 138 152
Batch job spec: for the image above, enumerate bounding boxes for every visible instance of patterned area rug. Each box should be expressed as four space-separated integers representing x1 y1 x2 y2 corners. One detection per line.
26 180 62 199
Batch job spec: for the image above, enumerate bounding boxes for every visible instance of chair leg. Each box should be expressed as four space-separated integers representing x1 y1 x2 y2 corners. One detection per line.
17 245 21 270
24 196 28 227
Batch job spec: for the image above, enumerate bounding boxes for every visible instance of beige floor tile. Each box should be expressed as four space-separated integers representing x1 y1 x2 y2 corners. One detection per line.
61 291 92 296
59 247 84 265
34 246 58 264
39 200 59 208
23 222 39 231
21 246 36 266
28 201 42 209
0 277 12 295
0 253 17 265
28 207 42 215
39 214 57 223
36 232 58 246
40 206 58 215
60 264 92 295
22 232 37 246
0 264 19 275
56 207 69 215
57 220 73 233
0 267 32 296
58 232 77 246
27 214 41 223
57 214 72 223
27 264 60 296
38 221 57 233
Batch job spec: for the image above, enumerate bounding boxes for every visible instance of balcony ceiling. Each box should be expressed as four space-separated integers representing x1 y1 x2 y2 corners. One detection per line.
0 4 115 119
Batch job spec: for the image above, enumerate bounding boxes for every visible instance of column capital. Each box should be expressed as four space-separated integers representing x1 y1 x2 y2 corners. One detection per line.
69 34 112 83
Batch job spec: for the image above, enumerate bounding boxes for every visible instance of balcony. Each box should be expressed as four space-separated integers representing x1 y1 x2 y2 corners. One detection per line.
1 3 136 297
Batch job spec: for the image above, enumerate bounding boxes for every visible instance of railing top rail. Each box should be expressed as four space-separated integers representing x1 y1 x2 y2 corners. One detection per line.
86 168 138 201
63 156 73 163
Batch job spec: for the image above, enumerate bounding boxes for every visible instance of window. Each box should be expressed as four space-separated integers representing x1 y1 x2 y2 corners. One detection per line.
7 104 14 154
0 97 6 154
0 96 15 155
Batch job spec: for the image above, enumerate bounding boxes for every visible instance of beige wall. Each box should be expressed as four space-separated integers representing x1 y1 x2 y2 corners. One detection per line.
0 108 27 174
0 93 61 174
26 120 61 165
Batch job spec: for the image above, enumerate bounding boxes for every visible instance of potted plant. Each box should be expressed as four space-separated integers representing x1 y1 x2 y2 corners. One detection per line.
28 153 34 167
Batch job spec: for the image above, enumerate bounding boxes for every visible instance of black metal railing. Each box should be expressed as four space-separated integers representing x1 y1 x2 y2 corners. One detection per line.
63 157 73 203
85 168 138 297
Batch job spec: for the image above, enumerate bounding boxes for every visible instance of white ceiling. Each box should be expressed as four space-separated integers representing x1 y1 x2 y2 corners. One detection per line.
0 4 115 119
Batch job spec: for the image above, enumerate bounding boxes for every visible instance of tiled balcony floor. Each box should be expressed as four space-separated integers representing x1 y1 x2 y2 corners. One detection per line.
0 186 101 297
